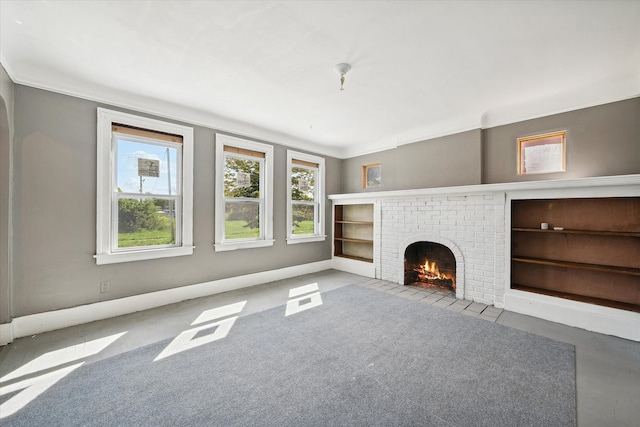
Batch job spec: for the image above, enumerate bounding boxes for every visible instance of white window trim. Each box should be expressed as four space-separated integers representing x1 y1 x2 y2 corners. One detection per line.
95 108 194 265
286 150 326 244
215 134 274 252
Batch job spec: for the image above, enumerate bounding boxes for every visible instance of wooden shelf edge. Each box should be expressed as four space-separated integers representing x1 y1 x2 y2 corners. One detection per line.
335 237 374 244
512 227 640 238
335 254 374 263
512 256 640 277
511 284 640 313
335 220 374 225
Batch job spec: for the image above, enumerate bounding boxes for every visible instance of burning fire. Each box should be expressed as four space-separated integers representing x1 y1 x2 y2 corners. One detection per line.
414 258 455 290
424 260 440 276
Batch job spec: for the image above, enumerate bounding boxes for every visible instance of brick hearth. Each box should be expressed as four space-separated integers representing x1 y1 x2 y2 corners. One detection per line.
377 193 505 307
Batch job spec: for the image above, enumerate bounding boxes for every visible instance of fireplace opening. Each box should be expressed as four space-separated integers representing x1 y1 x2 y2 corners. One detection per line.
404 242 456 292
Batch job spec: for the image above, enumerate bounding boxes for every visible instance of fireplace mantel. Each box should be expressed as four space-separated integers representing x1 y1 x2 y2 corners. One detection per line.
328 174 640 201
329 174 640 341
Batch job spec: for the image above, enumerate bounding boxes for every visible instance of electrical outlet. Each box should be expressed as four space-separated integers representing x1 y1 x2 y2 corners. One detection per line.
100 281 110 293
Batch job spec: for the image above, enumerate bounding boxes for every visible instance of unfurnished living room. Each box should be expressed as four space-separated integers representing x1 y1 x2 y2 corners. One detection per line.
0 1 639 426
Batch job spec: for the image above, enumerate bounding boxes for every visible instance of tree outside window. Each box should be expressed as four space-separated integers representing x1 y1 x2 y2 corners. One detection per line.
95 108 194 265
214 135 273 251
223 155 262 240
291 166 317 235
113 136 180 250
286 151 325 244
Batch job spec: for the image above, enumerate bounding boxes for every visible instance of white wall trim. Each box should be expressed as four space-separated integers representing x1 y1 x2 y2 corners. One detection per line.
481 80 640 130
2 260 332 344
505 290 640 342
5 63 637 161
2 65 344 159
331 257 375 278
0 321 13 346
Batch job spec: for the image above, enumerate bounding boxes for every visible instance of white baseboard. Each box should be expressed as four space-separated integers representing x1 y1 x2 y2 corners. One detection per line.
2 260 332 344
0 322 13 346
332 257 376 278
504 290 640 342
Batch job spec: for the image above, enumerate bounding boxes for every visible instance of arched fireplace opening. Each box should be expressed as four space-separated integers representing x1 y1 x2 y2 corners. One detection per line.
404 242 456 293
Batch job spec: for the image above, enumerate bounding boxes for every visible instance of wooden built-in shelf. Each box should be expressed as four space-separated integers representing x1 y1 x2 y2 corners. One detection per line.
334 204 374 263
512 256 640 277
511 197 640 311
512 284 640 313
512 227 640 238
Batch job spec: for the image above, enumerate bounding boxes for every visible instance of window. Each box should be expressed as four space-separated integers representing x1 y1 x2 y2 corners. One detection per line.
215 135 273 251
286 150 325 244
95 108 194 264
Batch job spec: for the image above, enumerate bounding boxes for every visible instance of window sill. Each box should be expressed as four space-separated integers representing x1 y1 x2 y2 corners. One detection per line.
94 246 195 265
286 235 327 245
214 239 275 252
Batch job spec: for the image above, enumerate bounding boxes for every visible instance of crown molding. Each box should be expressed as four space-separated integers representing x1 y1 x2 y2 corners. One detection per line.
4 59 638 160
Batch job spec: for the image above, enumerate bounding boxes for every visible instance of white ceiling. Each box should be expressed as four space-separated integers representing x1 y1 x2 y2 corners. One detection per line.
1 1 639 158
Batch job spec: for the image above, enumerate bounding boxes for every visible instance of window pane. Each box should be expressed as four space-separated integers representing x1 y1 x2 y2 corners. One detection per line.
225 201 260 239
116 138 178 195
118 198 176 247
291 167 316 201
224 156 260 198
292 203 315 235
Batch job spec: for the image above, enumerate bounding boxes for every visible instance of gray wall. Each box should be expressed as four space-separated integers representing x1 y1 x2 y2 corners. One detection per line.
11 85 340 317
482 98 640 183
0 65 14 323
341 130 482 193
6 82 639 319
341 98 639 193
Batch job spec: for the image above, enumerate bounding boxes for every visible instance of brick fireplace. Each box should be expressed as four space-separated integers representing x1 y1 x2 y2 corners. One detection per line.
379 193 504 306
330 174 640 341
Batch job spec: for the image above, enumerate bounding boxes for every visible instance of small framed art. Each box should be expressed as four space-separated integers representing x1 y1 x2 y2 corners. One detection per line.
362 162 382 188
517 130 566 175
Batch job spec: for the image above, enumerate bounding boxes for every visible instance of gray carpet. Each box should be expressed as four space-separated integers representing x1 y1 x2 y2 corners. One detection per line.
2 284 576 426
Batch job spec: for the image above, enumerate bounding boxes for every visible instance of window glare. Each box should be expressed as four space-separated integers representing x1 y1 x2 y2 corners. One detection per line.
224 156 260 199
116 138 178 195
291 167 316 201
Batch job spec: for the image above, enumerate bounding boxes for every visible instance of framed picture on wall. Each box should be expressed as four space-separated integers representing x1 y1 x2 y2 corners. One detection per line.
517 130 566 175
362 162 382 188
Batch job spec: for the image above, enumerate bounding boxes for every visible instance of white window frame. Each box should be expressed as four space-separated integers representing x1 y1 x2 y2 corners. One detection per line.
215 134 274 251
95 108 194 264
286 150 326 244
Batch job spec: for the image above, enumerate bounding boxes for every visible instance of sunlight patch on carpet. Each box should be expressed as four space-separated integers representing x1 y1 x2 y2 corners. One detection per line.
155 300 246 361
286 283 323 316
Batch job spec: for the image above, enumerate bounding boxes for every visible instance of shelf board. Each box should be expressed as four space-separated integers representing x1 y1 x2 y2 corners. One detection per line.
334 237 374 244
511 284 640 313
335 220 374 225
512 227 640 238
335 254 374 263
512 256 640 277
